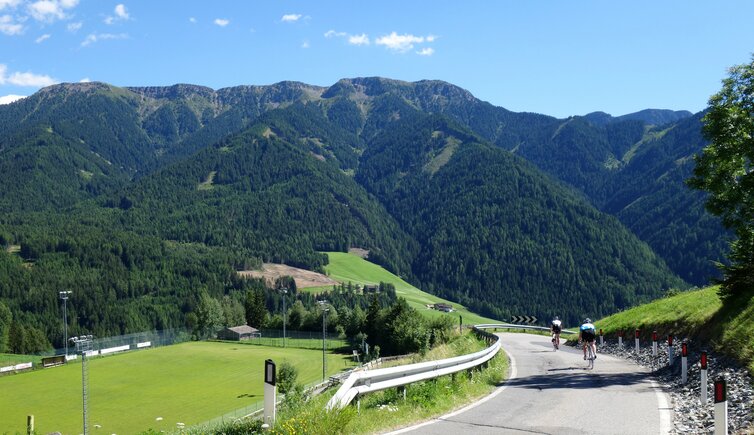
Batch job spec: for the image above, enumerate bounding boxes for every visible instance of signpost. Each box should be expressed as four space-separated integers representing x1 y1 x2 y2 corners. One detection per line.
681 342 689 384
701 351 708 405
715 379 728 435
510 316 537 324
652 331 658 357
668 334 674 365
264 359 276 426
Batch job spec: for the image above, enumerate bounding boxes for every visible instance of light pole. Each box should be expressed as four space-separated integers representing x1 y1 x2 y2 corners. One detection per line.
317 300 329 381
71 335 93 435
278 285 287 347
59 291 72 357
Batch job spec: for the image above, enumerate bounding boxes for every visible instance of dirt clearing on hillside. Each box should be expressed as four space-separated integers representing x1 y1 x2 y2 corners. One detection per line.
238 263 339 289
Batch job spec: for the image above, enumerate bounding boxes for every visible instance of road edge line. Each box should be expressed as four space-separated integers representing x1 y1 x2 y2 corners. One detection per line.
384 337 517 435
651 379 673 434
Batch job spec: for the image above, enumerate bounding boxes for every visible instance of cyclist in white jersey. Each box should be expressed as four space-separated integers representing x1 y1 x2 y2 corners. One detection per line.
550 316 562 349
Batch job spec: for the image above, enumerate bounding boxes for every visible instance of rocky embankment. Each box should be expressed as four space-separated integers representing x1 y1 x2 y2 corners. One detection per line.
597 339 753 434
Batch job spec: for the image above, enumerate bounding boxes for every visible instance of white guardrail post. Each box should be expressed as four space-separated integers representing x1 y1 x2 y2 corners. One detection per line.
701 351 708 405
681 342 688 384
715 378 728 435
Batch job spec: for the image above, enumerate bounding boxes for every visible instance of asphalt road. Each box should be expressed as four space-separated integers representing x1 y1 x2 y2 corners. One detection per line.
390 332 672 435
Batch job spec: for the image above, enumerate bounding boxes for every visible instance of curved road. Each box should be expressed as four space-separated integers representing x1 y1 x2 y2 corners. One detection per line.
391 332 672 435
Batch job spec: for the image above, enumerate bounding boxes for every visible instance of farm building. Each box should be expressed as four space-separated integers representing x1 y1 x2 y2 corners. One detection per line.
434 303 453 312
217 325 261 341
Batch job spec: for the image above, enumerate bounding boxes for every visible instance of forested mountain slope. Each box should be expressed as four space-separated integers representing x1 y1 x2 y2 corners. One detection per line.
0 77 715 349
320 78 724 285
355 111 684 322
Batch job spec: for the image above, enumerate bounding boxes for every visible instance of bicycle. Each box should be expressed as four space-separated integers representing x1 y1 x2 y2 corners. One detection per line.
583 340 596 369
551 332 560 350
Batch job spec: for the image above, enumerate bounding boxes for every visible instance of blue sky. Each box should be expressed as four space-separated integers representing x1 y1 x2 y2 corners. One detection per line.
1 1 753 118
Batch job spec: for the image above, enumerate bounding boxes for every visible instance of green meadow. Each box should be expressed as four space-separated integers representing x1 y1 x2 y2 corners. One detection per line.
0 341 355 435
597 285 754 374
317 252 500 325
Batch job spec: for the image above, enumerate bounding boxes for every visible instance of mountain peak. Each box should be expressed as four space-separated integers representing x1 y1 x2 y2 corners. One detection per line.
584 109 693 126
128 83 216 100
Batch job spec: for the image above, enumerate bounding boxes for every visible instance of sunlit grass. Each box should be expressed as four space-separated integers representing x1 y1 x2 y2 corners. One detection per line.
314 252 501 325
268 332 508 435
597 285 754 374
0 341 355 434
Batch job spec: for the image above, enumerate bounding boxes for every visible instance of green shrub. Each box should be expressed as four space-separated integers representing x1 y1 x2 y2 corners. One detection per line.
277 361 299 395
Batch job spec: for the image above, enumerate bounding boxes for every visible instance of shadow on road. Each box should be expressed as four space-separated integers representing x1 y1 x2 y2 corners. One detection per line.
500 371 650 390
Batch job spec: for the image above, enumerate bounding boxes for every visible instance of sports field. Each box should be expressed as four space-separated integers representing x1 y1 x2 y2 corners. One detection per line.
0 341 354 434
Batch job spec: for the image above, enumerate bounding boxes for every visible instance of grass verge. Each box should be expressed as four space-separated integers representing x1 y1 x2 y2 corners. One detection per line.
207 331 508 434
597 286 754 374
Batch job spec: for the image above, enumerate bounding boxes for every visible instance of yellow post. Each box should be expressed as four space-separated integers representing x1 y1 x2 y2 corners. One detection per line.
27 415 34 435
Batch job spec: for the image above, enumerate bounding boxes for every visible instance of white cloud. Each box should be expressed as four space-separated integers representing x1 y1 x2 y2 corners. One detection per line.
281 13 301 23
105 3 129 24
81 32 127 47
79 77 90 82
348 33 369 46
8 70 56 86
417 47 434 56
301 40 309 49
213 18 229 27
0 94 26 104
67 21 81 32
35 33 50 43
0 0 21 11
375 32 428 53
326 30 370 46
0 14 22 35
188 17 196 24
0 64 57 87
324 29 345 38
114 4 128 19
28 0 79 22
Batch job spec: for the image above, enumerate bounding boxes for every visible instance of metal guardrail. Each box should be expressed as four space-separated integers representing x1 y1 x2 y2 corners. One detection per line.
325 327 501 410
474 323 577 335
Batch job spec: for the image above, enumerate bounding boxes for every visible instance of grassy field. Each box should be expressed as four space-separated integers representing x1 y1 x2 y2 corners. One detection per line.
597 286 754 374
309 252 500 325
0 341 356 435
0 353 42 368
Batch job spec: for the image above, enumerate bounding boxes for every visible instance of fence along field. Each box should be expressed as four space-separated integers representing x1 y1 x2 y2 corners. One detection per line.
0 340 355 434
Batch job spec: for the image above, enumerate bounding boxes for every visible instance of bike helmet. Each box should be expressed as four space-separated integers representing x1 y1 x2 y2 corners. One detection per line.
584 318 592 323
553 316 559 320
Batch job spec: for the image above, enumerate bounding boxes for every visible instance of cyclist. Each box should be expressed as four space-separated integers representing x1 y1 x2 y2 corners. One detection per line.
550 316 562 350
579 318 597 360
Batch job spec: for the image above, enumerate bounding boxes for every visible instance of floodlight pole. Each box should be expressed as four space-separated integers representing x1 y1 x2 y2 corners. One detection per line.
59 291 72 357
318 300 329 381
278 286 287 347
71 335 93 435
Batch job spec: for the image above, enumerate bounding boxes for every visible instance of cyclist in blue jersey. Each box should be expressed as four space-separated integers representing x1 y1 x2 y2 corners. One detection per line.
579 318 597 360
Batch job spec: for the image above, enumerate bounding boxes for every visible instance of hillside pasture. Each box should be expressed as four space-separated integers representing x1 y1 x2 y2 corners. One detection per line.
238 263 339 288
317 252 501 325
0 341 354 434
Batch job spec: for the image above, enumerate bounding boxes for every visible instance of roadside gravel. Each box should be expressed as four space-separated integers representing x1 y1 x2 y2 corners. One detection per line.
597 339 753 434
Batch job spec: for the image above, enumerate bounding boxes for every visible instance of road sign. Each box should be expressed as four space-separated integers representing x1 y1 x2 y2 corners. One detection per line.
510 316 537 324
